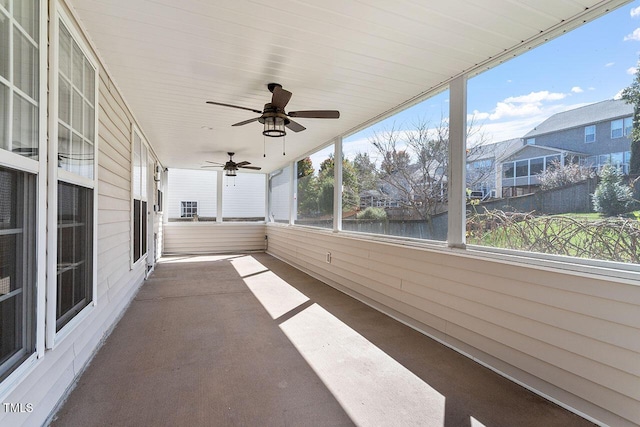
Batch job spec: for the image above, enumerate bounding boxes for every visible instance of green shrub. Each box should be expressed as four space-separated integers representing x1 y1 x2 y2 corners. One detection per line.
356 207 388 220
592 164 634 216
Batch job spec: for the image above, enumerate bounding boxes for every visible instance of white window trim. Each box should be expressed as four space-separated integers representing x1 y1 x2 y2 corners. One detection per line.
130 124 149 268
46 4 99 349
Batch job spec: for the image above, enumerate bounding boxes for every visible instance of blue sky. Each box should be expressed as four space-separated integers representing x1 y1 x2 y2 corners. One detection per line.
304 1 640 170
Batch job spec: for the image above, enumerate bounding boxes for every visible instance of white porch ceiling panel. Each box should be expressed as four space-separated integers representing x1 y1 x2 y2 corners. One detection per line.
69 0 621 172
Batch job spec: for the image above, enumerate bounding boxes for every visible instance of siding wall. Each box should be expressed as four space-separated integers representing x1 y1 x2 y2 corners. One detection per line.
164 222 266 254
0 5 150 425
166 169 217 218
266 224 640 427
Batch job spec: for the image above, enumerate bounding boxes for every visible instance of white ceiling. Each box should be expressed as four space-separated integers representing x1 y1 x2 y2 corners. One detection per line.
68 0 623 173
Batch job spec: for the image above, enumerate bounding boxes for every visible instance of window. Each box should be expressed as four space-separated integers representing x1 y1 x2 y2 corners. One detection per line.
466 5 638 268
611 119 623 139
0 166 36 381
515 160 529 178
1 0 39 160
526 138 535 145
530 157 544 176
268 166 291 223
56 182 93 331
180 201 197 218
131 130 147 263
624 117 632 136
54 13 97 332
584 125 595 143
295 145 335 229
502 162 514 178
57 22 95 178
0 0 40 380
222 173 265 221
340 89 450 241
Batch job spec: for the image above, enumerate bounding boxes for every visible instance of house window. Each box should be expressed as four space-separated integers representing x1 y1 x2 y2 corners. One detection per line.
526 138 535 145
57 22 95 178
180 201 198 218
0 0 41 380
55 14 98 331
132 129 148 263
515 160 529 177
611 119 623 139
1 0 40 159
56 182 93 331
502 162 514 178
624 117 633 136
584 125 595 143
530 157 544 175
0 167 36 381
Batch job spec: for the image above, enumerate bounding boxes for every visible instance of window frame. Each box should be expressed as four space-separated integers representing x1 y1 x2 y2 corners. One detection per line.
584 124 596 143
611 119 623 139
46 4 99 348
180 200 198 218
131 125 149 267
0 0 48 396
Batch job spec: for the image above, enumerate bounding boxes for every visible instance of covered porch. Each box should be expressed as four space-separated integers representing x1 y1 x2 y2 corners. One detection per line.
51 253 590 427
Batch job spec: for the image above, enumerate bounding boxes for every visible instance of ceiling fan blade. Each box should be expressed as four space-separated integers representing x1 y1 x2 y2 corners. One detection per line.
206 101 262 114
271 86 292 109
239 166 261 170
232 117 261 127
235 161 251 167
201 165 222 168
288 110 340 119
285 119 306 133
205 160 224 165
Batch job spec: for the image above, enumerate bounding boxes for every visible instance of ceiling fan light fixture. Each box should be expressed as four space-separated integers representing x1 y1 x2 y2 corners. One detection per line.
263 116 286 137
225 168 237 177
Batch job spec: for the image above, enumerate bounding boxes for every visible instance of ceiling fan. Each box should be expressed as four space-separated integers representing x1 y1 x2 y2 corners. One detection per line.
206 83 340 137
202 152 261 176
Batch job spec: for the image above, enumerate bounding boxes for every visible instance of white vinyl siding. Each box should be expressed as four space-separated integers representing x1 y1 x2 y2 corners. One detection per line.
163 222 266 254
222 173 265 220
166 169 216 219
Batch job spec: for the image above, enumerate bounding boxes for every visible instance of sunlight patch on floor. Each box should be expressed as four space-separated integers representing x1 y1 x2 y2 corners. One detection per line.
236 256 445 427
230 255 270 277
471 416 487 427
243 270 309 319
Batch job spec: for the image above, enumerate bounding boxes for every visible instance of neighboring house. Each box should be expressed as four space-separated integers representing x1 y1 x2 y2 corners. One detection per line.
498 99 633 196
467 138 523 198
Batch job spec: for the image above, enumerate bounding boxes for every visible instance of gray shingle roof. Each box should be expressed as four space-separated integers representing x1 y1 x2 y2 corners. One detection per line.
524 99 633 138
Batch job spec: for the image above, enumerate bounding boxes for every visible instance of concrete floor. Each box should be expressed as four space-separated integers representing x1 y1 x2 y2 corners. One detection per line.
51 253 594 427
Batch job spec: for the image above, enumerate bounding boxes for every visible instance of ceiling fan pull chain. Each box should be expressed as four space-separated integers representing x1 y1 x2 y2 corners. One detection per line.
264 135 266 158
282 135 286 156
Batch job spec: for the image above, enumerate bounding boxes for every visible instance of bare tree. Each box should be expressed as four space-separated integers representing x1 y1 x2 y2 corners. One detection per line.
366 115 496 225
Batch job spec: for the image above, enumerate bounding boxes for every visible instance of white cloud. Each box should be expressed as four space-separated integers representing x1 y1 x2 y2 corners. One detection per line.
570 86 583 93
624 28 640 41
627 67 638 75
631 6 640 18
503 90 566 103
588 87 596 91
605 62 615 67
